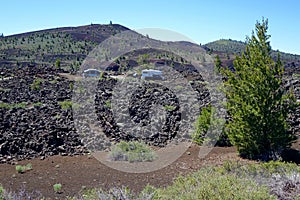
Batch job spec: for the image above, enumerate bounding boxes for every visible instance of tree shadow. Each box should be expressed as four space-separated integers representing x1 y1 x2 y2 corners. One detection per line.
281 149 300 164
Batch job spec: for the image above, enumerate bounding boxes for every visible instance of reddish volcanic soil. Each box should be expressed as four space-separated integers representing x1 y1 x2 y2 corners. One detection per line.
0 145 251 199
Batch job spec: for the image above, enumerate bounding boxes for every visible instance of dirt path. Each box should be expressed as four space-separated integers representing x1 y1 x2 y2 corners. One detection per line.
0 145 249 199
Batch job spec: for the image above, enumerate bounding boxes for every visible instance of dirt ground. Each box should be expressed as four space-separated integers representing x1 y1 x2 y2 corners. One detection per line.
0 145 250 199
1 140 299 199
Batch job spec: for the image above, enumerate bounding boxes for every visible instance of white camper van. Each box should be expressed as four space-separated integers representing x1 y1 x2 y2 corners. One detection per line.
141 69 164 80
82 69 101 78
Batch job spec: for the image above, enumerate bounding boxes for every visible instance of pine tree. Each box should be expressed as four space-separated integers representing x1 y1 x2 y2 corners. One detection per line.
55 58 61 69
222 18 296 160
215 55 222 72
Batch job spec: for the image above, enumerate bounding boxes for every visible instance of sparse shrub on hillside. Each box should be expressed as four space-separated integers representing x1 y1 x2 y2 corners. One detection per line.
55 58 61 69
222 18 297 160
15 163 32 174
32 102 43 107
69 82 74 90
99 71 105 80
58 100 73 110
30 78 43 90
104 100 111 108
163 105 176 111
0 102 27 109
205 39 246 54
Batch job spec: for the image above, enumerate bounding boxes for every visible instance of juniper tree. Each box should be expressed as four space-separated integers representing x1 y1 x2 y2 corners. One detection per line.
55 58 61 69
215 55 222 72
222 18 296 160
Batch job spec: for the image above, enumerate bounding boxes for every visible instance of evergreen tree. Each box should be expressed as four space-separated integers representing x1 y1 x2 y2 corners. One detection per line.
215 55 222 72
222 18 296 160
55 58 61 69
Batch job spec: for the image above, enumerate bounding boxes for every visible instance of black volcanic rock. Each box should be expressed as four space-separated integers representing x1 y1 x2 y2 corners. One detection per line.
0 65 299 163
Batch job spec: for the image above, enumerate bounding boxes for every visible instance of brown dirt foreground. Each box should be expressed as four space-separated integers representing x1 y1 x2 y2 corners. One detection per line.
0 145 254 199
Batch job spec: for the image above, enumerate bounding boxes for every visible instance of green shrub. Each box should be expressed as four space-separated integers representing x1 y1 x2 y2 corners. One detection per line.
192 106 212 144
0 102 27 109
0 185 4 197
105 100 111 108
15 163 32 173
58 100 73 110
192 106 226 145
99 71 105 80
58 101 81 110
55 58 61 69
163 105 176 111
53 183 62 193
14 102 27 109
0 103 11 109
109 141 157 162
30 78 43 90
218 160 300 178
69 82 74 90
149 166 275 200
292 73 300 78
32 102 43 107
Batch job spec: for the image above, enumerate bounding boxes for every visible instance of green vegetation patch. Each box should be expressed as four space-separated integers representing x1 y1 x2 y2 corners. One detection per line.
104 100 111 108
149 168 274 200
0 102 27 109
58 100 73 110
163 105 176 111
142 161 300 200
15 163 32 174
30 78 44 90
192 106 226 145
109 141 157 162
53 183 62 193
32 102 43 107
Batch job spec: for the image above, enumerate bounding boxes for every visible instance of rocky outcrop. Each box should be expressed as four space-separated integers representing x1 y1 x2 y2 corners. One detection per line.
0 67 85 163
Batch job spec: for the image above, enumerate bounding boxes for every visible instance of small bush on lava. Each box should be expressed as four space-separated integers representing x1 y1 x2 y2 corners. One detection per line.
0 102 27 109
53 183 62 193
58 100 73 110
30 78 43 90
163 105 176 111
15 163 32 174
109 141 157 162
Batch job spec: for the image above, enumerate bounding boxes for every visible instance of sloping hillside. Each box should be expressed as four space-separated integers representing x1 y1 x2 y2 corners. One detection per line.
204 39 246 54
1 25 300 74
0 24 129 69
204 39 300 72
